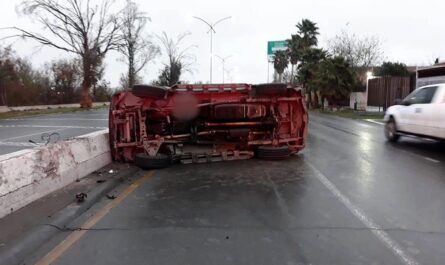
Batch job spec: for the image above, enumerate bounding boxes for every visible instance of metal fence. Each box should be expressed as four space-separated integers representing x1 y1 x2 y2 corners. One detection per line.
367 76 416 110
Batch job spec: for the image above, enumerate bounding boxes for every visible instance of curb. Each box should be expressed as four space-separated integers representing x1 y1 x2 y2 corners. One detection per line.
0 166 138 265
364 119 385 126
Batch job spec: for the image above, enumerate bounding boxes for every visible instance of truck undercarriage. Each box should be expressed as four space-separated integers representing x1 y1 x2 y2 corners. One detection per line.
109 83 308 169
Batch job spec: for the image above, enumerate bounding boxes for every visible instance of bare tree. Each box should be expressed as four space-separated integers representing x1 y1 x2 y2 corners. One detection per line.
328 30 383 68
119 0 159 89
119 73 143 88
155 32 195 86
8 0 121 107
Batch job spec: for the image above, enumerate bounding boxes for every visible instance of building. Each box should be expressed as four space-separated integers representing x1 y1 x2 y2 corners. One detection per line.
416 63 445 88
350 66 417 110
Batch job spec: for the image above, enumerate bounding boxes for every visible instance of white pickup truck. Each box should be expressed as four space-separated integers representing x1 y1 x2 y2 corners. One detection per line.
384 84 445 142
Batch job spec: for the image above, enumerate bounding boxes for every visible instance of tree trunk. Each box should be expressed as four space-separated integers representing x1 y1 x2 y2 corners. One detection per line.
302 84 311 108
278 73 283 83
80 80 93 108
290 64 294 84
313 91 319 109
128 64 134 88
0 83 6 106
307 93 312 109
128 69 134 88
128 44 135 88
80 55 93 108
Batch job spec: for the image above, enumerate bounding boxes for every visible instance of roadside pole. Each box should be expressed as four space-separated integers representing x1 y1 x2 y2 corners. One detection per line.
267 40 288 83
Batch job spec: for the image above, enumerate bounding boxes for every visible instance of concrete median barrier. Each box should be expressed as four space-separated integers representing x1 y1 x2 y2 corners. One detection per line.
0 129 110 218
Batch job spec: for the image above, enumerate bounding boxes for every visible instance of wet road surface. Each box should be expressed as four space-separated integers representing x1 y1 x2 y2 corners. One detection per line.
0 109 108 155
21 112 445 265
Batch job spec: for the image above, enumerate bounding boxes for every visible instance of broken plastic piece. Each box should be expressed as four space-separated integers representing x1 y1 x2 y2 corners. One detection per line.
75 192 87 203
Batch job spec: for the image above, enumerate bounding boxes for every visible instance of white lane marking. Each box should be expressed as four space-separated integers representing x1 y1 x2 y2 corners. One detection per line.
0 125 107 129
365 119 385 126
305 161 420 265
394 148 441 164
424 157 440 163
0 141 38 147
4 118 107 121
1 128 66 142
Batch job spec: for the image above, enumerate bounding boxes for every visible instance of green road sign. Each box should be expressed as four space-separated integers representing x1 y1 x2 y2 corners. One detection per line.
267 40 288 58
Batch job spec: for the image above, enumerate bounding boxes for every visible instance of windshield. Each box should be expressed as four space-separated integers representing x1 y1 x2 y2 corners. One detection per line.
404 86 438 104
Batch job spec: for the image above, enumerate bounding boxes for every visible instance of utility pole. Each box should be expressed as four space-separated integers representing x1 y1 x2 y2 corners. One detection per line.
193 16 231 83
215 55 232 83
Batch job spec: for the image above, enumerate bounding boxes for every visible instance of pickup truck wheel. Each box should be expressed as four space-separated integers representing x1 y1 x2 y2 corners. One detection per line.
385 118 400 142
256 145 291 160
132 85 168 99
134 153 171 169
253 84 288 96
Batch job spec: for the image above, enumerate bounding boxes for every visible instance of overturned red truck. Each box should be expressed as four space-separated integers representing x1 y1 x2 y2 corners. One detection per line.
109 83 308 169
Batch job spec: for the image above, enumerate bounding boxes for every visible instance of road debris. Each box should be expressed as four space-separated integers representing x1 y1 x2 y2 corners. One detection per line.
106 194 116 200
28 140 38 145
93 170 103 176
75 192 87 203
41 132 60 145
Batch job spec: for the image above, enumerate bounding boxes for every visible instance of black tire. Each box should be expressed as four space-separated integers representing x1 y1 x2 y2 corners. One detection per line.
385 118 400 142
134 153 171 169
253 83 288 96
256 145 291 160
132 85 168 98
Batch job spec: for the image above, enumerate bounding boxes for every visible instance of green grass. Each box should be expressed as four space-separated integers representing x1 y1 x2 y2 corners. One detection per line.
0 105 108 120
312 108 384 121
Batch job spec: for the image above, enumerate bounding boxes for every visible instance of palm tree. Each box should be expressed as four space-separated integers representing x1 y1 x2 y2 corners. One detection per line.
310 56 359 108
297 19 319 48
297 48 327 107
273 50 289 83
298 48 327 88
286 19 319 85
287 34 302 84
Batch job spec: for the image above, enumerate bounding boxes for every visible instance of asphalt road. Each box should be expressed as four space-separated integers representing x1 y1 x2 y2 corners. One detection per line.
17 112 445 265
0 109 108 155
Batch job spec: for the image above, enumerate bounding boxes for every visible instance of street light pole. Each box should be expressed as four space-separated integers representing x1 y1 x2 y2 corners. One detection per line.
210 30 213 83
193 16 231 83
215 55 232 84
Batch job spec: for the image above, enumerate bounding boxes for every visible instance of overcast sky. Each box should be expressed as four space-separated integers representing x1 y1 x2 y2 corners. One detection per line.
1 0 444 87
